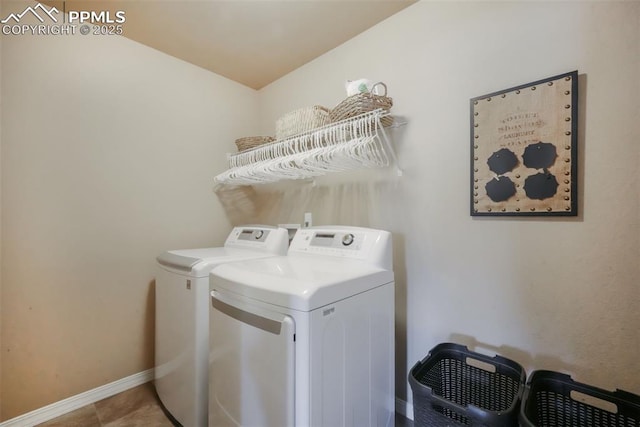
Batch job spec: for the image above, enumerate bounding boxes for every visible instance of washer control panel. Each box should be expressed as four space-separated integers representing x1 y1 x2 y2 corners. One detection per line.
237 228 267 242
225 226 289 254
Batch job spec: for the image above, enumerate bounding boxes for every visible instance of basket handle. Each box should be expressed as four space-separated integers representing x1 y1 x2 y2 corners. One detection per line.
371 82 388 97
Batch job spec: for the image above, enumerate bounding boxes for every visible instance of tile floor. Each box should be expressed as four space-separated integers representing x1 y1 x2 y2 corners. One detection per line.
37 382 174 427
37 381 414 426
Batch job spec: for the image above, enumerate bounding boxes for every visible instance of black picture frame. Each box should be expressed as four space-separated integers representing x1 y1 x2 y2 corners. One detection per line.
470 71 578 216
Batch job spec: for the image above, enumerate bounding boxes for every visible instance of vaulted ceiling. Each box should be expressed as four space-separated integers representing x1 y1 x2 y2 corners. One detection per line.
40 0 416 89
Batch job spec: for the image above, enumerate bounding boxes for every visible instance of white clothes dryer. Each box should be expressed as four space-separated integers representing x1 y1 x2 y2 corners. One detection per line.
209 226 395 427
154 225 289 427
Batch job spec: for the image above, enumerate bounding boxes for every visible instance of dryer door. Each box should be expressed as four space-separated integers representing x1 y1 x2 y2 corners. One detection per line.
210 290 295 427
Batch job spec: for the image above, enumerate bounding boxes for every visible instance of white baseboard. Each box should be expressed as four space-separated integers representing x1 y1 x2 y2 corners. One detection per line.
395 397 414 421
0 369 154 427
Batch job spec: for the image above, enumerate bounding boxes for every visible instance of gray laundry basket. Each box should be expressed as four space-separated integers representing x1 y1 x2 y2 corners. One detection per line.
519 370 640 427
409 343 526 427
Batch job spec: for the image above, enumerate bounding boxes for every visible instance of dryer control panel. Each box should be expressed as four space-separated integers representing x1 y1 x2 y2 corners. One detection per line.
310 232 361 250
289 226 392 270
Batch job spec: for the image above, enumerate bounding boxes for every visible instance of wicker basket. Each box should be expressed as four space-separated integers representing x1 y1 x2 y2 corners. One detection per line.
330 82 393 126
234 136 275 152
275 105 331 140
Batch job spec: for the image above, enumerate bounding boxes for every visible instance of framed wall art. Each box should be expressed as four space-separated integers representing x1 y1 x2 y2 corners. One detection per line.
470 71 578 216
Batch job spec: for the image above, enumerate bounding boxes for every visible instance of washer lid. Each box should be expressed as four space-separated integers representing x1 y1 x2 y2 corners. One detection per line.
210 255 394 312
156 225 289 278
157 247 278 277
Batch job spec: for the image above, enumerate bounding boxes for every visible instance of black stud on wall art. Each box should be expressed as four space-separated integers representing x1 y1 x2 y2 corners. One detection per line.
470 71 578 216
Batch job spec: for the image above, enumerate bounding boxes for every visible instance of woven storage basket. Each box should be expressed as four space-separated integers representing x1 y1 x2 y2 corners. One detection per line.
330 82 393 126
234 136 275 152
275 105 331 140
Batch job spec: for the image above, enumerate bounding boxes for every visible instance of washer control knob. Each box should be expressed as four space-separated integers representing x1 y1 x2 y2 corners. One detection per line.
254 230 264 239
342 233 355 246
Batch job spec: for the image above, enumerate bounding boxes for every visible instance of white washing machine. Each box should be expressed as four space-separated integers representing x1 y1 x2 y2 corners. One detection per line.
209 226 395 427
154 225 289 427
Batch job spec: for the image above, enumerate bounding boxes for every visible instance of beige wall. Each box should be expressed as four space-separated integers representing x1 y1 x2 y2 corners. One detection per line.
255 1 640 406
0 11 258 420
0 0 3 419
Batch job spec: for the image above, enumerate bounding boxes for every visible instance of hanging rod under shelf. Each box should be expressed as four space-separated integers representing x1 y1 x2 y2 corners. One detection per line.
214 109 402 186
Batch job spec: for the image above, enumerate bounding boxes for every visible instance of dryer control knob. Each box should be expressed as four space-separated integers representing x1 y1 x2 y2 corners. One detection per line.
254 230 264 239
342 233 355 246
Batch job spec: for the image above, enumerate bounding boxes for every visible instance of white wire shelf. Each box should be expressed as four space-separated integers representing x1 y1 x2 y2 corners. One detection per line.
214 109 401 186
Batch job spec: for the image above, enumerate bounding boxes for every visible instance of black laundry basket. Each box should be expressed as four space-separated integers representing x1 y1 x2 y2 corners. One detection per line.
519 370 640 427
409 343 526 427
